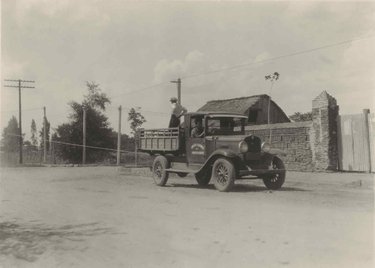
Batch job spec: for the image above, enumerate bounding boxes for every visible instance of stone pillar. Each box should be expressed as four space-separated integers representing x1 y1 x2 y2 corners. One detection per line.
311 91 339 170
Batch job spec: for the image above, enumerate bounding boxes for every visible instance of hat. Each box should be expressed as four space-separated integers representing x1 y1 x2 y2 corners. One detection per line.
170 97 178 102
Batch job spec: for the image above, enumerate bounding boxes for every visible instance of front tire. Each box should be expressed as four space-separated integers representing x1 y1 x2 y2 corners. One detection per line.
212 158 236 192
263 157 286 190
152 156 169 186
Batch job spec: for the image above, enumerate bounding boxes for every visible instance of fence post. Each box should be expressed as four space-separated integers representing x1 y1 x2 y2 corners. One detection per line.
135 131 138 167
363 109 371 173
82 108 86 165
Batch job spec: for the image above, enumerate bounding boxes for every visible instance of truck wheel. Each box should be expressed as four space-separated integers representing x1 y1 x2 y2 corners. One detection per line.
212 158 235 192
195 168 211 186
263 157 286 190
152 156 169 186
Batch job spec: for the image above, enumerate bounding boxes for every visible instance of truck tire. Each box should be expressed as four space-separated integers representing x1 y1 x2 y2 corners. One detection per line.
212 158 235 192
195 168 211 186
152 156 170 186
262 157 286 190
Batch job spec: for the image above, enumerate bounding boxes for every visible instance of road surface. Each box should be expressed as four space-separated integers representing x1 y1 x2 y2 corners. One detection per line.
0 167 373 267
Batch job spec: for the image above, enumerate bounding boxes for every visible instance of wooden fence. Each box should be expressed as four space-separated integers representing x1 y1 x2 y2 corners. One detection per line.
337 110 374 172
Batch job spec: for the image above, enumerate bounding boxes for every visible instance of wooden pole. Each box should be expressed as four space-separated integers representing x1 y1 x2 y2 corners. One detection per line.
177 78 181 105
4 79 35 165
267 80 274 143
43 106 47 163
18 80 23 164
117 105 122 165
171 78 182 105
82 108 86 165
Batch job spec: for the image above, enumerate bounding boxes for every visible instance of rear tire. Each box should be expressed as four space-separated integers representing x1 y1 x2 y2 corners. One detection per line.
177 172 188 178
212 158 235 192
263 157 285 190
152 156 169 186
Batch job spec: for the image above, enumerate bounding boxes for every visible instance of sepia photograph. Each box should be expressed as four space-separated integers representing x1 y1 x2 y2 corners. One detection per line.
1 0 374 267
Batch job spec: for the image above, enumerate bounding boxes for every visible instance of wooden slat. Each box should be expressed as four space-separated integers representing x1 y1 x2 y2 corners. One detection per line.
338 113 372 172
369 113 375 172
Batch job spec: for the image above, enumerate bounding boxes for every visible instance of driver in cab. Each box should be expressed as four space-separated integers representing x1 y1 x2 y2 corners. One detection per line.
191 118 204 138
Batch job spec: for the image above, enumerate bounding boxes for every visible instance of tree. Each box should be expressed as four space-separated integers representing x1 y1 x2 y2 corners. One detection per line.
127 108 146 166
289 112 313 122
30 119 38 147
54 82 115 163
39 118 50 152
1 116 20 152
128 108 146 136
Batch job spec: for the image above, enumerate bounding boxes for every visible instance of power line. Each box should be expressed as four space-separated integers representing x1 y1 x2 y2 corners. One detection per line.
4 133 137 154
110 82 167 98
181 35 375 80
103 34 374 98
1 107 43 113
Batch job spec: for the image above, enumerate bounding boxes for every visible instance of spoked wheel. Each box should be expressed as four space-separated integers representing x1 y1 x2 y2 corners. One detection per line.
263 157 286 190
195 168 212 186
212 158 235 192
152 156 169 186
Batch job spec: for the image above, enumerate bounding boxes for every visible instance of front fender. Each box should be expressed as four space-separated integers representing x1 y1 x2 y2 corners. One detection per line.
197 149 240 174
209 148 238 158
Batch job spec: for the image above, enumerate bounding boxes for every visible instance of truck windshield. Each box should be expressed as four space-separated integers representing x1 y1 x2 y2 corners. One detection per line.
206 117 245 135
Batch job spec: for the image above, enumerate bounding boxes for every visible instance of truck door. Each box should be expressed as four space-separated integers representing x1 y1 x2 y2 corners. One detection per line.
186 116 206 164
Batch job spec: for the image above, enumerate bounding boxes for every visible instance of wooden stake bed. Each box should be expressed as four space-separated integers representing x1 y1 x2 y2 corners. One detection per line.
138 127 180 152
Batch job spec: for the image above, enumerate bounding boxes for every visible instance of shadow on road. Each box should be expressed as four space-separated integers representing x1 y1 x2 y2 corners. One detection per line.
0 221 121 263
168 183 309 192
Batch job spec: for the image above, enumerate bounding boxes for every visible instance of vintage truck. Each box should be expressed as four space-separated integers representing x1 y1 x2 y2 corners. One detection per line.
137 112 286 192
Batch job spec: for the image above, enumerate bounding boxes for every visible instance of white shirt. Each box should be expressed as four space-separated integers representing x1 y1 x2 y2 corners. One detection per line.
171 103 187 117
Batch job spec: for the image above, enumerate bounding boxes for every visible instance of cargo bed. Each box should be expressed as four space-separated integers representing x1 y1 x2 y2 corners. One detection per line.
138 127 180 152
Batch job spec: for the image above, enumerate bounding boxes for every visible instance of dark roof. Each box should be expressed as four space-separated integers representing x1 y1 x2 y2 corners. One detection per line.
198 95 266 114
187 111 247 118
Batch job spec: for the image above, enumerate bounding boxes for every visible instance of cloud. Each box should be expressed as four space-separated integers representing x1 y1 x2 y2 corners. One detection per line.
153 50 207 83
1 60 29 79
12 0 110 27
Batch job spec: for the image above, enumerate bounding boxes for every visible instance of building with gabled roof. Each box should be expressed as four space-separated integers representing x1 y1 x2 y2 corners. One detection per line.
197 94 290 125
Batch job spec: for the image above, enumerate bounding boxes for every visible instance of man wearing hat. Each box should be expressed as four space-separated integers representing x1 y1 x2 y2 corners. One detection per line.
169 97 187 128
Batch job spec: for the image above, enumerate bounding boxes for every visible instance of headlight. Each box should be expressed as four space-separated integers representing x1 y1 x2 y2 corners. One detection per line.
239 141 248 153
261 142 271 152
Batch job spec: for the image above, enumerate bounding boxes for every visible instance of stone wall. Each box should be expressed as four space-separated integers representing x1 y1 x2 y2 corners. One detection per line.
311 91 339 170
245 121 314 171
245 91 339 171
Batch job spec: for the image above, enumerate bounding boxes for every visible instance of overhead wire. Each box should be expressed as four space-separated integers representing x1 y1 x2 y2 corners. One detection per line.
4 133 138 154
98 34 375 100
181 34 375 80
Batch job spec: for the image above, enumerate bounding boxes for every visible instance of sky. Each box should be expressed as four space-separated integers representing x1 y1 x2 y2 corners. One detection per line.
1 0 375 140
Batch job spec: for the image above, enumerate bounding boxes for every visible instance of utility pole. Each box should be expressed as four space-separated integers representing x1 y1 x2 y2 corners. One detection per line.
265 72 280 143
4 79 35 164
170 78 182 104
43 106 47 163
82 107 87 165
49 131 53 164
117 105 122 166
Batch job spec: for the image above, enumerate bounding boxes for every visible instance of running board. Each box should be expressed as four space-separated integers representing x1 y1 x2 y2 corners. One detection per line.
165 168 197 174
239 169 286 176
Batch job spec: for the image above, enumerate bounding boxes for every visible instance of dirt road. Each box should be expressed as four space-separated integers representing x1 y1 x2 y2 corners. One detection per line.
0 167 373 268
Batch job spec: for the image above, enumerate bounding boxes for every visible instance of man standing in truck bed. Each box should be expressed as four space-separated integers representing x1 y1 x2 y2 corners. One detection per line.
168 97 187 128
